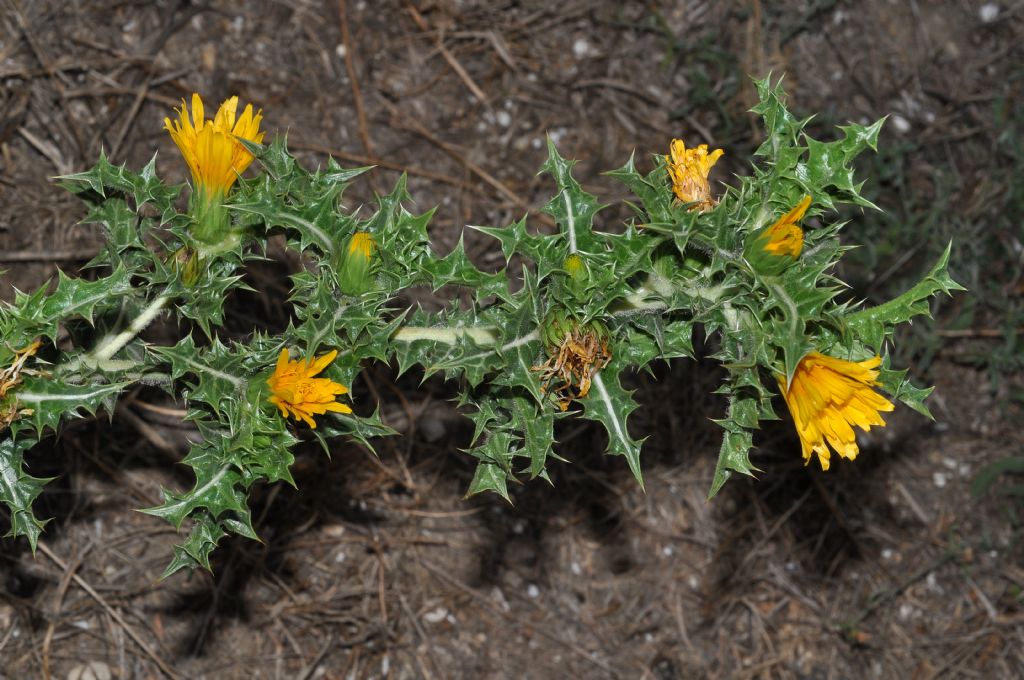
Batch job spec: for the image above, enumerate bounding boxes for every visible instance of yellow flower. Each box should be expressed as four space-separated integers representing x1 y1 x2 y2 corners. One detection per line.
777 352 895 470
762 195 811 258
666 138 724 211
267 348 352 428
164 93 264 196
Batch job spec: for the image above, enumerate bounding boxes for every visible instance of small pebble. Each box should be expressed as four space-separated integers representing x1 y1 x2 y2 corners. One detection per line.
423 607 448 624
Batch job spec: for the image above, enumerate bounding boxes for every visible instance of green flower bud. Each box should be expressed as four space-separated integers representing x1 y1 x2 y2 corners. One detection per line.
562 253 590 294
172 246 201 287
744 195 811 276
337 231 377 295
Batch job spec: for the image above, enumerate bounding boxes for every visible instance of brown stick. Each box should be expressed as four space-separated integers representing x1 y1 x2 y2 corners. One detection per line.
404 4 489 103
337 0 377 193
379 99 554 226
287 140 478 189
38 542 182 680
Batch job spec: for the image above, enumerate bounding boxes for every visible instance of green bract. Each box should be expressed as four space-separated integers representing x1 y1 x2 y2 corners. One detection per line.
0 78 963 574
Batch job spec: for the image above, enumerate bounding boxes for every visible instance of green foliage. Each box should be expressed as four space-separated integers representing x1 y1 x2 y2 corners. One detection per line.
0 76 961 570
972 457 1024 500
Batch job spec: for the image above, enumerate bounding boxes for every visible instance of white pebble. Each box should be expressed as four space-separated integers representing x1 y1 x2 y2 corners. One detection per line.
335 44 347 59
933 472 948 488
572 38 590 58
423 607 448 623
979 3 999 22
891 114 911 134
526 583 540 598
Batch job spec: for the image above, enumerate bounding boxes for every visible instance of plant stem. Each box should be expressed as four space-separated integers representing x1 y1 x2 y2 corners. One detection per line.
392 325 499 346
64 293 171 373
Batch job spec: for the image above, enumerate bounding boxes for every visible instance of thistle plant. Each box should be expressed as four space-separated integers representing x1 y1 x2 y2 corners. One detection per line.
0 79 963 574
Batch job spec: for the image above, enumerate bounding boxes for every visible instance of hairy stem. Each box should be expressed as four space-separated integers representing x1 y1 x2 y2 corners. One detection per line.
64 293 171 373
393 325 499 346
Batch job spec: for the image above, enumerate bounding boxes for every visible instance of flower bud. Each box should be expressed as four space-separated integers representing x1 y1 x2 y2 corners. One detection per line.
172 246 201 287
337 231 377 295
562 253 590 294
744 195 811 275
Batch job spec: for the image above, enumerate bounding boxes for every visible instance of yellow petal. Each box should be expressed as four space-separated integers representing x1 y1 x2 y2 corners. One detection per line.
778 351 894 470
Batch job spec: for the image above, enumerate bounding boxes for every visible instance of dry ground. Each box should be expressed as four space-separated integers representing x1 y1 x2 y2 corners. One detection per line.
2 1 1023 678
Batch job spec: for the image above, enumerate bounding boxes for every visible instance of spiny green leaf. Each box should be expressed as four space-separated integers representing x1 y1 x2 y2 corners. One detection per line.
0 433 52 551
8 266 133 342
141 445 247 529
846 242 964 350
418 235 510 302
160 511 229 576
708 427 757 499
465 430 520 501
540 138 606 257
580 367 645 488
16 376 126 437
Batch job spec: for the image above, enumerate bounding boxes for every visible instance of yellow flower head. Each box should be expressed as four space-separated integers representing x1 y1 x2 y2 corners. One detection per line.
777 352 895 471
666 138 724 211
762 195 812 258
267 348 352 428
164 94 264 196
